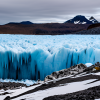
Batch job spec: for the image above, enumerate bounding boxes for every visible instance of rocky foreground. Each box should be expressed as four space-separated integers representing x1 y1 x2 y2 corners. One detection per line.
1 62 100 100
0 82 26 91
44 85 100 100
44 63 96 82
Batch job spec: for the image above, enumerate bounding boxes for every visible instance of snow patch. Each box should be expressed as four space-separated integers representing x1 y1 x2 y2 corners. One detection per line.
11 79 100 100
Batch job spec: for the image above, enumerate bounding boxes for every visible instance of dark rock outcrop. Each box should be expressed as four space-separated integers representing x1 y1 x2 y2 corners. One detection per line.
0 82 26 90
44 62 100 82
4 96 10 100
44 63 87 82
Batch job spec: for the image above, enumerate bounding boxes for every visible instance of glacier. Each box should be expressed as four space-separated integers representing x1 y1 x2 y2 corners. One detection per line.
0 34 100 80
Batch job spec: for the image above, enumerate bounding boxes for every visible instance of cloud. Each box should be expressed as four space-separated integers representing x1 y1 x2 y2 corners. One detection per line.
0 0 100 24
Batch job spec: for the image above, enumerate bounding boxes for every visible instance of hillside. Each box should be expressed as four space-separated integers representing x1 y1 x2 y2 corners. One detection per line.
0 23 89 35
87 23 100 30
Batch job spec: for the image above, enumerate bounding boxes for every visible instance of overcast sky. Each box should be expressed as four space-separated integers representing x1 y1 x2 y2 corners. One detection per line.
0 0 100 24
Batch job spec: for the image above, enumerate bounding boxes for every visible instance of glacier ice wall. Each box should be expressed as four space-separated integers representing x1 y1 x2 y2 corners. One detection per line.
0 47 100 80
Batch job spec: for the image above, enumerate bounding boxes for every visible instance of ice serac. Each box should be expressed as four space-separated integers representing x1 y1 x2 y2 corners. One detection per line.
0 47 99 80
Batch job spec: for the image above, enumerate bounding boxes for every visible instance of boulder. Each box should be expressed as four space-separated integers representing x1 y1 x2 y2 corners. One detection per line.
44 63 87 82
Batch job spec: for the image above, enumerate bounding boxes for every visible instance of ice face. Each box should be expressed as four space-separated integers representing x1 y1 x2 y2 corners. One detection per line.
0 34 100 80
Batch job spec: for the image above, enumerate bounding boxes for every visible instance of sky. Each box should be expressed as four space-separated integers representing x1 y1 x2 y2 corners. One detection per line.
0 0 100 24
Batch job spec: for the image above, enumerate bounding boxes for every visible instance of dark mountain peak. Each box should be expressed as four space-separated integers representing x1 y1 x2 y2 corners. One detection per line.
65 15 93 24
6 21 33 25
20 21 33 25
89 16 95 20
65 15 92 24
89 16 98 24
73 15 89 22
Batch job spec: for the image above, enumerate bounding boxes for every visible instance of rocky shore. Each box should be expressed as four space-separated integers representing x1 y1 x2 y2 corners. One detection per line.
0 82 26 91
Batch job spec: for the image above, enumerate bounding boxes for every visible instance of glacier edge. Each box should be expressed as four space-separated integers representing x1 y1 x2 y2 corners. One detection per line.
0 47 99 80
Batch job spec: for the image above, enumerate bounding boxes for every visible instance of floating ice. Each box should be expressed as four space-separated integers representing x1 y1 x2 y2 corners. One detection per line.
85 63 93 67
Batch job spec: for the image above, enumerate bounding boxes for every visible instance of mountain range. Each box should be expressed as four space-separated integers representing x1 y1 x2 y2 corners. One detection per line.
5 15 99 25
7 21 34 25
65 15 99 24
0 15 100 35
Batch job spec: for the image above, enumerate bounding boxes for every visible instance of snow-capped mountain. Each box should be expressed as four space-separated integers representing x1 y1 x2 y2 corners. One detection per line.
89 16 98 24
65 15 99 24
